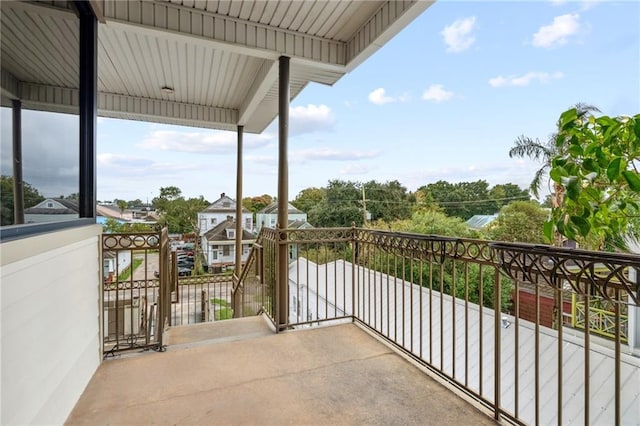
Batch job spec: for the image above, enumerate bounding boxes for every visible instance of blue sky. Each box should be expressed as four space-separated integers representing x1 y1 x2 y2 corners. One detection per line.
3 0 639 204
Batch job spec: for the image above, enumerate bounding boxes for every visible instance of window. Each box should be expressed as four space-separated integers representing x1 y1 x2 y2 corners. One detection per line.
245 218 251 229
1 109 80 227
228 230 235 239
210 218 217 225
0 3 96 241
222 245 230 256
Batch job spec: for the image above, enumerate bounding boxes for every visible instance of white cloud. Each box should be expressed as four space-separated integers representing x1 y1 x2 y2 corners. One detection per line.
97 153 210 174
137 130 271 153
579 1 600 11
246 155 277 167
549 0 599 11
441 17 477 53
422 85 454 102
367 88 410 106
290 104 335 135
368 88 395 105
532 13 581 48
291 148 379 163
340 164 371 175
489 71 564 87
402 161 538 195
97 153 154 168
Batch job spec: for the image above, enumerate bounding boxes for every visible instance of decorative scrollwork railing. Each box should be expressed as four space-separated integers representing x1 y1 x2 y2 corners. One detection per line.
490 242 639 305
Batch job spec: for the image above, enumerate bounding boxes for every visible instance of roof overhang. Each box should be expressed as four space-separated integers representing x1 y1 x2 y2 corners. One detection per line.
1 0 434 133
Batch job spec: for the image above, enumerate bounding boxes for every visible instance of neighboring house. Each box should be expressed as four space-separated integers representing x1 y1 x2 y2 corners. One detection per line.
97 204 158 223
255 202 313 260
256 202 309 232
197 193 253 236
24 200 156 226
98 204 132 220
287 220 314 261
102 251 132 283
201 216 257 269
24 198 79 223
465 214 498 230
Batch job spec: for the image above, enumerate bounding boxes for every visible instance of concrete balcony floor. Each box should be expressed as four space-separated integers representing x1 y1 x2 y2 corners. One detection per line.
67 317 496 425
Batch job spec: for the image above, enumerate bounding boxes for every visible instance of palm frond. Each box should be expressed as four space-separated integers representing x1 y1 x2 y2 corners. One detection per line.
530 166 549 198
509 136 553 162
574 102 601 117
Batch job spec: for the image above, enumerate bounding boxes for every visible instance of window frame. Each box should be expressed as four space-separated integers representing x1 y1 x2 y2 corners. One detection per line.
0 4 98 243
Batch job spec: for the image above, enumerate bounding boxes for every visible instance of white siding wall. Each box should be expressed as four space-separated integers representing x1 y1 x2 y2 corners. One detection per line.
198 212 254 236
117 251 131 272
256 212 307 232
1 225 102 425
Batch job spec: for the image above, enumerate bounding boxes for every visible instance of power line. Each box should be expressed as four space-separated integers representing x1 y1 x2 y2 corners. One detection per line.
323 195 532 206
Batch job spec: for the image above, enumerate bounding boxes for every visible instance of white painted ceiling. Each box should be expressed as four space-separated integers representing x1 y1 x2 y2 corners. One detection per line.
1 0 433 133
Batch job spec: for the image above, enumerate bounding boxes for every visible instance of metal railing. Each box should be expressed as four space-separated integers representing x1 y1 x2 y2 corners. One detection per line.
170 275 233 326
102 230 242 355
243 226 639 425
233 227 278 320
102 230 168 356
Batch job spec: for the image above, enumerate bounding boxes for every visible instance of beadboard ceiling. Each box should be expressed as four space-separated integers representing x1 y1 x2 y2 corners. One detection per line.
1 0 433 133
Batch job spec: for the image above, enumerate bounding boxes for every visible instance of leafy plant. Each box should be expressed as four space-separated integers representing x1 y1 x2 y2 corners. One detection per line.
545 109 640 250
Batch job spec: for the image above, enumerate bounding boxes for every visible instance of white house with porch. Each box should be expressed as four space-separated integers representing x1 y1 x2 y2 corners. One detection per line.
197 193 253 236
256 202 309 233
201 217 256 270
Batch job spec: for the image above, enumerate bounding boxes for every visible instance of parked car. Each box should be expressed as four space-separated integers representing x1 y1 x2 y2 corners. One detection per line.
178 267 191 277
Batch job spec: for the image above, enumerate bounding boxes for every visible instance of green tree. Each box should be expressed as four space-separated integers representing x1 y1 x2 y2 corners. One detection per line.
384 209 474 238
308 180 362 227
417 180 497 220
546 109 640 250
242 194 273 217
488 201 549 243
488 183 530 208
101 218 155 233
152 187 209 233
127 198 143 208
116 200 127 217
0 175 45 225
369 210 511 310
292 187 326 214
509 103 600 243
363 180 412 223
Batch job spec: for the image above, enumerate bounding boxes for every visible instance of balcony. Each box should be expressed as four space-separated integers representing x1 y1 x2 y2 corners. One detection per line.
67 317 495 425
60 227 640 425
1 2 638 424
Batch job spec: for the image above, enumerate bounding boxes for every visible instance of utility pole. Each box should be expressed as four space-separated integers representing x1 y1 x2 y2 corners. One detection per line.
362 186 367 226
